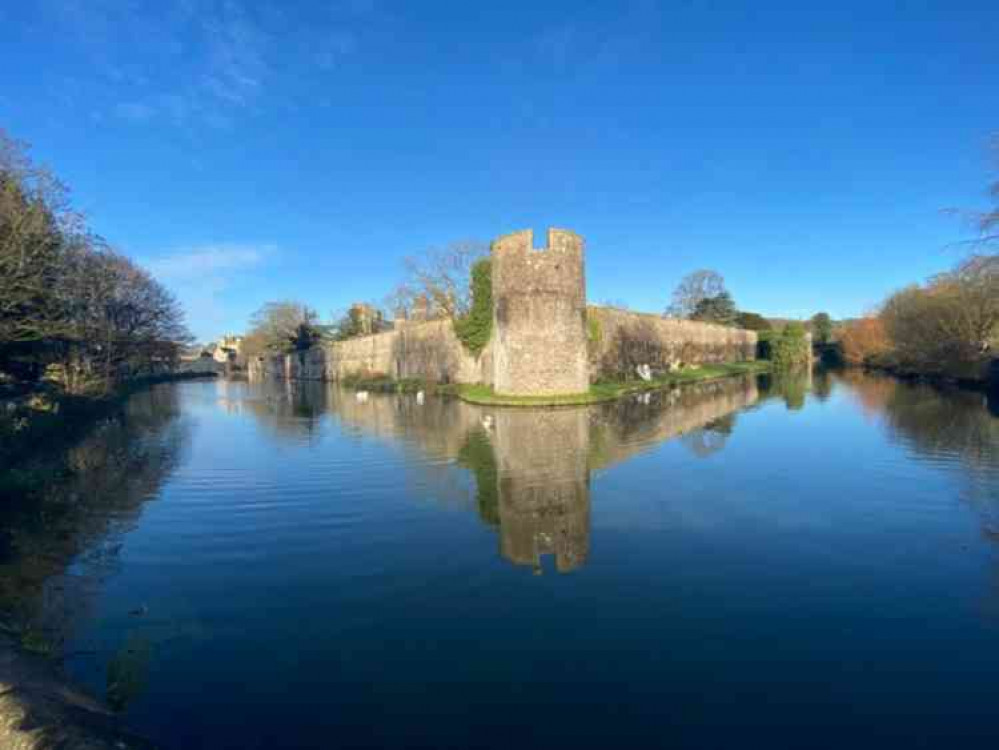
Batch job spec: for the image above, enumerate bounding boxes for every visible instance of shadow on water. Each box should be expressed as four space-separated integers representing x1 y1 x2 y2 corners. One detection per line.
0 385 189 711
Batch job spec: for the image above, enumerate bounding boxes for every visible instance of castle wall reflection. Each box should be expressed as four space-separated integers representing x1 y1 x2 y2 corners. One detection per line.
230 374 761 573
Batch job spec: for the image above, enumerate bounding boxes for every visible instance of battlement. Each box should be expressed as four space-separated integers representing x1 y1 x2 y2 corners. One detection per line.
491 228 583 258
491 228 586 298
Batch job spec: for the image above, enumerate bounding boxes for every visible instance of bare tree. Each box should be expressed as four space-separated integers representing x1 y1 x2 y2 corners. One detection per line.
394 240 488 319
1 128 192 393
979 145 998 248
948 136 999 251
0 130 83 345
242 301 321 357
666 269 728 319
52 245 191 391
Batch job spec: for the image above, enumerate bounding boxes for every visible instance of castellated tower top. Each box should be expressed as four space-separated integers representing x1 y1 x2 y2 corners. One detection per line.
490 228 586 300
491 228 583 258
490 228 589 397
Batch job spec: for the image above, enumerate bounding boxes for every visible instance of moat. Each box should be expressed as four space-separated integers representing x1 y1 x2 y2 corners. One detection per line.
2 372 998 748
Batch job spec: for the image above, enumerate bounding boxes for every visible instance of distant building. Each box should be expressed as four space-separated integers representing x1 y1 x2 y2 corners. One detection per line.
213 334 243 364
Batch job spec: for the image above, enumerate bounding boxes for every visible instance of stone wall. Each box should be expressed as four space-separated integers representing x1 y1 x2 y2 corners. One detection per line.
491 229 590 396
587 306 757 382
248 319 492 385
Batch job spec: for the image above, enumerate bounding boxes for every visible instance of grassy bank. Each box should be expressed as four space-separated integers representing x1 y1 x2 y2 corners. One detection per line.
458 361 770 407
340 373 461 395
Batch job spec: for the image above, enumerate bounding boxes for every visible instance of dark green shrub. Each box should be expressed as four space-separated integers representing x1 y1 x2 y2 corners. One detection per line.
770 322 811 369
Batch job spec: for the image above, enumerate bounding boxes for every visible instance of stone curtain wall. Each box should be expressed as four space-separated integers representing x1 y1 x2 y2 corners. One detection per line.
491 229 590 396
587 306 757 382
248 319 492 385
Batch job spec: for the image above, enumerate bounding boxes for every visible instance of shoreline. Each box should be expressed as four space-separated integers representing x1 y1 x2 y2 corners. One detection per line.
1 372 217 480
852 361 996 392
458 362 770 407
335 362 770 408
0 635 157 749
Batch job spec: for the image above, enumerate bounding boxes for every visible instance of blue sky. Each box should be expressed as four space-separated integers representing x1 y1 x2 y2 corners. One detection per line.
2 1 997 341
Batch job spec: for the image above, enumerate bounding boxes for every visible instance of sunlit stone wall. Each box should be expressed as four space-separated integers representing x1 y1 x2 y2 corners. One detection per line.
248 320 492 385
587 306 757 382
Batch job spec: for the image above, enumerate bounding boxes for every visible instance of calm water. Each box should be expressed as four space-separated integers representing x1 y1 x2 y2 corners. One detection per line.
2 371 999 748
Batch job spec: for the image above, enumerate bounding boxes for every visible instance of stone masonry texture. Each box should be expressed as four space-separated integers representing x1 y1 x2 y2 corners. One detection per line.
491 229 590 396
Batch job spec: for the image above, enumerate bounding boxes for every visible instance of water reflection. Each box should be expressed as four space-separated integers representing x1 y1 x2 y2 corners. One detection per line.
0 386 189 708
4 367 999 746
839 371 999 535
284 375 762 573
491 409 591 573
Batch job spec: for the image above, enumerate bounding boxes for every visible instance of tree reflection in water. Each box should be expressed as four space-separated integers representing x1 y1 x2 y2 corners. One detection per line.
839 371 999 610
0 385 189 710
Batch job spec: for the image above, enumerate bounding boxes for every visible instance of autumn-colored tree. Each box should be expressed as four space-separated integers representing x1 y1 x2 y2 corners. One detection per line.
880 254 998 377
839 317 890 366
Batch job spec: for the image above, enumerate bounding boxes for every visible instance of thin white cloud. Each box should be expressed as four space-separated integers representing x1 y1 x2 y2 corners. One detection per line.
142 244 275 341
144 244 271 281
46 1 368 128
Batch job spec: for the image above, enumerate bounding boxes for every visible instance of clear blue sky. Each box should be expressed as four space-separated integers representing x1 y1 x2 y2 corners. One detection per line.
2 1 997 341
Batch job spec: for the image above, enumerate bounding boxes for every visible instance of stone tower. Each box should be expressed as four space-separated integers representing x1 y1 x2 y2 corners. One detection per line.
491 228 589 396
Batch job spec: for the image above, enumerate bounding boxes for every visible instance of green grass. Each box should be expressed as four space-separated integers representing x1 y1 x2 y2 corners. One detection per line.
457 384 609 407
340 373 461 395
458 361 770 407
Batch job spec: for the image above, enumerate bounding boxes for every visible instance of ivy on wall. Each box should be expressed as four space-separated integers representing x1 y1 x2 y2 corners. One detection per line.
586 310 602 344
454 259 493 354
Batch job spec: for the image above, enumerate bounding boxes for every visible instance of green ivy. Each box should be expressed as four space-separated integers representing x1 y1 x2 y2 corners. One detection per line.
587 312 602 343
454 258 493 354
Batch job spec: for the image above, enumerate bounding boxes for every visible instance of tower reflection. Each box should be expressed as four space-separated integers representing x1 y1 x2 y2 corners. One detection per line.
247 375 762 573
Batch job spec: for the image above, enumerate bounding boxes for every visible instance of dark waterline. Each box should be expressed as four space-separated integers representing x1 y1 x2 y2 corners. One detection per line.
1 371 997 749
